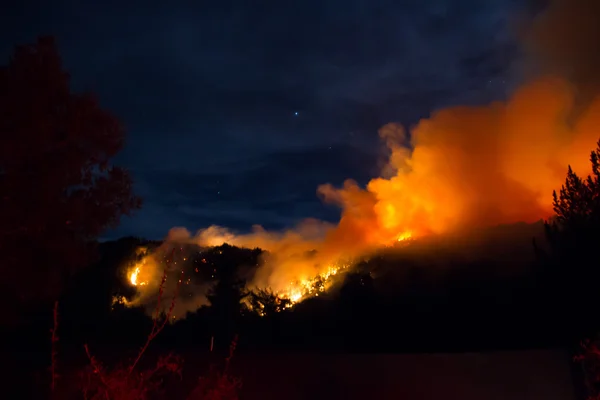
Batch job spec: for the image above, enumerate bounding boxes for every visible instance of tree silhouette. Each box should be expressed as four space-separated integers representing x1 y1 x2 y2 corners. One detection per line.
0 37 141 311
204 245 261 347
546 140 600 262
550 156 600 231
245 288 292 316
542 139 600 335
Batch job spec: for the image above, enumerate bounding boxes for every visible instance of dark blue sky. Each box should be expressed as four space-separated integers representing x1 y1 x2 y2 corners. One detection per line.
2 0 527 239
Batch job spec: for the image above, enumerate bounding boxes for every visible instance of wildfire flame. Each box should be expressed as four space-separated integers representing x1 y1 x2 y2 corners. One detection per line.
275 263 346 304
396 231 413 242
128 262 148 286
130 266 140 285
117 245 352 317
128 247 151 286
129 263 148 286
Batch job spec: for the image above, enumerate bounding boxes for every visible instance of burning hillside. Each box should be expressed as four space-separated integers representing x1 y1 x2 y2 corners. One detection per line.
116 76 600 317
115 0 600 317
115 242 355 315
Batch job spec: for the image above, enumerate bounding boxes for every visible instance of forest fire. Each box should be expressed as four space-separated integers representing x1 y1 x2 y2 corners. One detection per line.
129 262 149 286
121 247 351 314
129 266 141 286
128 247 152 286
117 76 600 320
396 231 413 242
276 263 347 304
241 262 352 316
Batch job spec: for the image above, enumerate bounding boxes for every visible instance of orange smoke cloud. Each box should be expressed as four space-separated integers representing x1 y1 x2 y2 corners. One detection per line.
319 76 599 251
168 219 343 296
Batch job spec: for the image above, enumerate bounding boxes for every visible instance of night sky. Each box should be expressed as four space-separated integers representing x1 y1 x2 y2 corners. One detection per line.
2 0 527 240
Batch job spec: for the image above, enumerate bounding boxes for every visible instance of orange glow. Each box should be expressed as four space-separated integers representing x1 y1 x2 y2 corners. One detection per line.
128 261 149 286
274 263 345 305
130 266 140 285
396 231 413 242
112 247 160 310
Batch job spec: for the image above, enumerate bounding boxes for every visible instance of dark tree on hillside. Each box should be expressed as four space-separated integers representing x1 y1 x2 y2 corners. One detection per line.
546 140 600 263
550 157 600 231
205 245 260 347
0 37 141 312
543 140 600 330
246 288 292 316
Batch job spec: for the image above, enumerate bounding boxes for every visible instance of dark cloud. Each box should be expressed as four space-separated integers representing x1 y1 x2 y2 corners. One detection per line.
1 0 522 239
118 144 379 239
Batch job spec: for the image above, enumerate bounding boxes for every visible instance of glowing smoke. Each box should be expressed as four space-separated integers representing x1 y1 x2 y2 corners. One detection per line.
114 246 211 318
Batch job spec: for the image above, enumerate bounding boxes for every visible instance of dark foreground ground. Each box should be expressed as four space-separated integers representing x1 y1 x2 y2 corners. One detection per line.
18 350 576 399
7 330 579 399
194 350 577 399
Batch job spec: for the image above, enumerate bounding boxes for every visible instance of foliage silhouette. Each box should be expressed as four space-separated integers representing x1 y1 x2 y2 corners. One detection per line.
204 245 262 349
543 140 600 400
575 338 600 400
546 140 600 252
245 288 292 316
543 140 600 322
0 36 142 314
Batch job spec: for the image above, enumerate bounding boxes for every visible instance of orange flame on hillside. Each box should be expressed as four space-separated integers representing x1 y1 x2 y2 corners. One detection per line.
128 247 151 286
129 266 141 286
129 264 148 286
